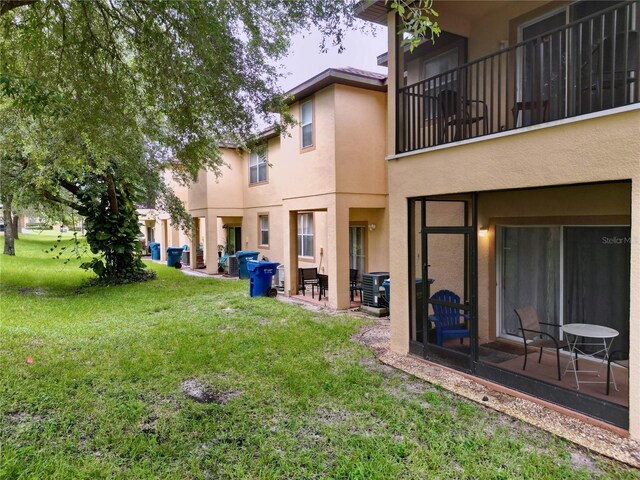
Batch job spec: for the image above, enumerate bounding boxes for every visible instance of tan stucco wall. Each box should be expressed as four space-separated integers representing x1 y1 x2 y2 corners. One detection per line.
386 108 640 437
334 85 388 194
279 87 337 200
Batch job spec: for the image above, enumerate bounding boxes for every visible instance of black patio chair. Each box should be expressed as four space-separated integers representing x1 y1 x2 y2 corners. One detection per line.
349 268 363 302
298 267 319 297
606 350 629 395
514 306 568 381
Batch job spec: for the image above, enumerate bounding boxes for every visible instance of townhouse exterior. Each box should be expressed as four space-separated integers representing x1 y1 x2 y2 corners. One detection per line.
357 0 639 438
185 67 389 310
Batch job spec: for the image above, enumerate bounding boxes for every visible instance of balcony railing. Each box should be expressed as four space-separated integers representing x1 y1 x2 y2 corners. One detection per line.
397 1 639 154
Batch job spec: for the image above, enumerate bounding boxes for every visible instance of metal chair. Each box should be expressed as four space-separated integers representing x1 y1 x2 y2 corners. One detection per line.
437 89 488 143
427 289 469 347
349 268 362 302
298 268 319 297
514 306 568 381
606 350 629 395
316 274 329 300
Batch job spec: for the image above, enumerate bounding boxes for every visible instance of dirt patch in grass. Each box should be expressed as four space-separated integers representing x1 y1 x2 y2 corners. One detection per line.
181 379 241 405
18 287 47 296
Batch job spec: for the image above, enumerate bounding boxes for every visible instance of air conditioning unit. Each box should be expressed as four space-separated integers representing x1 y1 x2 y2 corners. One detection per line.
362 272 390 308
277 265 285 289
227 255 239 277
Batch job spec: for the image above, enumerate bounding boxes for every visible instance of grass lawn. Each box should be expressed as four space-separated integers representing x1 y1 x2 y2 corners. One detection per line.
1 235 638 479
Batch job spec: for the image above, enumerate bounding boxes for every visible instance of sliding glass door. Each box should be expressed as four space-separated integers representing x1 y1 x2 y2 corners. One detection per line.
498 225 631 354
564 226 631 354
500 227 561 340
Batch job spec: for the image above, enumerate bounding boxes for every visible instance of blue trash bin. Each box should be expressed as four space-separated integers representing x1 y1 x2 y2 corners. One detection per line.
236 250 260 279
149 242 161 260
248 260 280 297
382 278 390 304
167 247 184 268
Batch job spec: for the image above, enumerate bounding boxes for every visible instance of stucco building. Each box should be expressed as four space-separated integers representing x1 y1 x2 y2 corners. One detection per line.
357 0 639 438
187 67 390 310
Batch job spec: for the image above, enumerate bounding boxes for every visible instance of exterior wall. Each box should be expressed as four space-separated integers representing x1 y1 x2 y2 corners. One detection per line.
334 85 388 194
279 87 337 200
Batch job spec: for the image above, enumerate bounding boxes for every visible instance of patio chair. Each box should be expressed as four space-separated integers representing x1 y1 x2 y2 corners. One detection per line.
316 274 329 301
427 289 470 347
438 89 488 143
606 350 629 395
298 267 319 297
514 306 568 381
349 269 363 302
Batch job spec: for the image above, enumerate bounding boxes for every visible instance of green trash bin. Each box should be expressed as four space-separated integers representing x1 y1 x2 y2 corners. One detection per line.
236 250 260 279
167 247 184 269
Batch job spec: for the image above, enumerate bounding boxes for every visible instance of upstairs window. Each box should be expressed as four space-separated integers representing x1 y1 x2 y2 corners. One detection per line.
301 100 314 149
249 151 267 184
259 215 269 246
298 213 314 258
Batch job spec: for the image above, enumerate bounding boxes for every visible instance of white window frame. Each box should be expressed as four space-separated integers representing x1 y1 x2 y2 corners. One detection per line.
249 151 267 185
300 100 314 149
297 213 314 258
259 215 269 247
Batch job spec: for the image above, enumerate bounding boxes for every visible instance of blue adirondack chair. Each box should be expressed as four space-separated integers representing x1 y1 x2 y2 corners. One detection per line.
427 289 470 346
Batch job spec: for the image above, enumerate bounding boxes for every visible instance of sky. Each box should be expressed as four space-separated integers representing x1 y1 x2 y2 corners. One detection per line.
277 23 388 92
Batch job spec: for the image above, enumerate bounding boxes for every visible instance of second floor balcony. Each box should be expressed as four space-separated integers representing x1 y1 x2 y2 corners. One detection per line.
396 1 639 154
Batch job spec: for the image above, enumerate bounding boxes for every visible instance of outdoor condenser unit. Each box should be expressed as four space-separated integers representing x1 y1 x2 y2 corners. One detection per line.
362 272 390 308
227 255 239 277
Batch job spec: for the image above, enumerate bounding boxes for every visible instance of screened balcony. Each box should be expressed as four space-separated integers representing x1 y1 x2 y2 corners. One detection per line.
396 1 639 154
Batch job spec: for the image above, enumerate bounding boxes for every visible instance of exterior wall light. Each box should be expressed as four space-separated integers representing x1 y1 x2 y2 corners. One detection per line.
479 227 489 237
368 224 376 231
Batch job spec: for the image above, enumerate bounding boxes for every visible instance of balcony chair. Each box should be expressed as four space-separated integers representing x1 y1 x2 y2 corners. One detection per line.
437 89 488 143
349 268 363 302
298 267 319 297
585 30 638 108
514 306 568 381
427 289 470 347
606 350 629 395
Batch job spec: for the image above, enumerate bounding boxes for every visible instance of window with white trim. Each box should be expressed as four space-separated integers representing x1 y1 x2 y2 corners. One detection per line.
301 100 313 149
259 215 269 246
297 213 314 257
249 151 267 184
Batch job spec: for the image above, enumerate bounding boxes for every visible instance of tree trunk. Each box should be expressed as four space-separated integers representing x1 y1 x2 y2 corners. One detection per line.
2 194 15 255
12 214 19 240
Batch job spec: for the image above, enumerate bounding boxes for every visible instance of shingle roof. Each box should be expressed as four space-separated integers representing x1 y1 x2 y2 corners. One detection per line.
330 66 387 81
285 66 387 104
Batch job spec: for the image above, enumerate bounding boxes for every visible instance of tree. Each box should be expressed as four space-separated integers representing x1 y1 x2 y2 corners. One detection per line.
1 0 438 282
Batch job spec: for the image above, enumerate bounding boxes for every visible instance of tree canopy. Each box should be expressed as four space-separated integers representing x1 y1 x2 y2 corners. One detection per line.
0 0 438 281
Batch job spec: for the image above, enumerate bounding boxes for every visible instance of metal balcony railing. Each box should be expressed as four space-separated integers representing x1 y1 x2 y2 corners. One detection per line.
397 1 639 154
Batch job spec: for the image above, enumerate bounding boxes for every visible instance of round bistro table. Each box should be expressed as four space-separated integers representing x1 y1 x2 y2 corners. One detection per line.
562 323 619 391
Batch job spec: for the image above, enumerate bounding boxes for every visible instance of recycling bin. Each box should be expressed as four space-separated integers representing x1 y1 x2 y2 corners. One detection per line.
166 246 184 268
247 260 280 297
149 242 161 260
236 250 260 279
